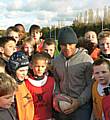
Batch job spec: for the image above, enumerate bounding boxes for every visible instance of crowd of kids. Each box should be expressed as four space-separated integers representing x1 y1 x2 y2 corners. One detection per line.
1 23 110 120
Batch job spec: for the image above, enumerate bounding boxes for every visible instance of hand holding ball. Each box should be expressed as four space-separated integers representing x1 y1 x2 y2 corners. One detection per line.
53 94 72 112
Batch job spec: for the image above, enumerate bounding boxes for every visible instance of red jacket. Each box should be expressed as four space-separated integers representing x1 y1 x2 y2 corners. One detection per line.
25 75 55 120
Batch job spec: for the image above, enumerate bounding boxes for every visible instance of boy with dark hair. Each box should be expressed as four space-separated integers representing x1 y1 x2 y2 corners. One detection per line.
15 23 26 41
29 24 44 52
5 26 20 44
0 36 16 62
84 31 100 61
29 24 41 35
0 73 18 120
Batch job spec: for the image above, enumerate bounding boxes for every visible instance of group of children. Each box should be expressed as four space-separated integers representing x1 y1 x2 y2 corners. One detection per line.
0 51 56 120
84 30 110 120
0 23 110 120
0 24 57 120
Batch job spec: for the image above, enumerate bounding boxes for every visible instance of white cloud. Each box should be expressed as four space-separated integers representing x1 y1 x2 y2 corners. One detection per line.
0 0 110 30
7 0 23 10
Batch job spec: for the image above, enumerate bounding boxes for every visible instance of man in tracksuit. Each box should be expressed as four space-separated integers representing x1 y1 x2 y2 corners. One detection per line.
53 26 93 120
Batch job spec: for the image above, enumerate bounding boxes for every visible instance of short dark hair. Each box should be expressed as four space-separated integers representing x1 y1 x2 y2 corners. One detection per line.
15 23 25 32
93 58 110 70
0 36 16 47
5 26 19 36
29 24 41 35
15 23 25 28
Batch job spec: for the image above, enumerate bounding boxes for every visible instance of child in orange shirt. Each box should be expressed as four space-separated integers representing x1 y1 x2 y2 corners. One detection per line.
92 58 110 120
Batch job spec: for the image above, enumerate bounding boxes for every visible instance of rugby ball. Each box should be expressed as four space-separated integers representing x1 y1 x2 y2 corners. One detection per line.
53 94 72 112
59 100 72 112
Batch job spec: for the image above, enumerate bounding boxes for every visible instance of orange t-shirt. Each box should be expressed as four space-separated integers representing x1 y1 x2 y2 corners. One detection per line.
91 48 100 61
16 82 34 120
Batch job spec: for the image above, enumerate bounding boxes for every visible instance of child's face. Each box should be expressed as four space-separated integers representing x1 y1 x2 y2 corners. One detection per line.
3 40 16 58
16 66 28 81
85 31 98 44
93 63 110 85
23 43 34 56
32 59 47 76
99 37 110 55
0 93 15 108
8 31 19 44
43 44 55 58
16 26 25 40
31 30 41 42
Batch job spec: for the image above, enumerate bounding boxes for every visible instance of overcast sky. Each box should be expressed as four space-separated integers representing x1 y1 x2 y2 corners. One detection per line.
0 0 110 31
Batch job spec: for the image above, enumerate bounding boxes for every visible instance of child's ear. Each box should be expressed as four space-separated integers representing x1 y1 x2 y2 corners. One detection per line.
0 47 4 53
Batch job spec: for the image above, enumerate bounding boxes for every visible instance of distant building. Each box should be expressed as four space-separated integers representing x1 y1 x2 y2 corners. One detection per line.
73 6 110 25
